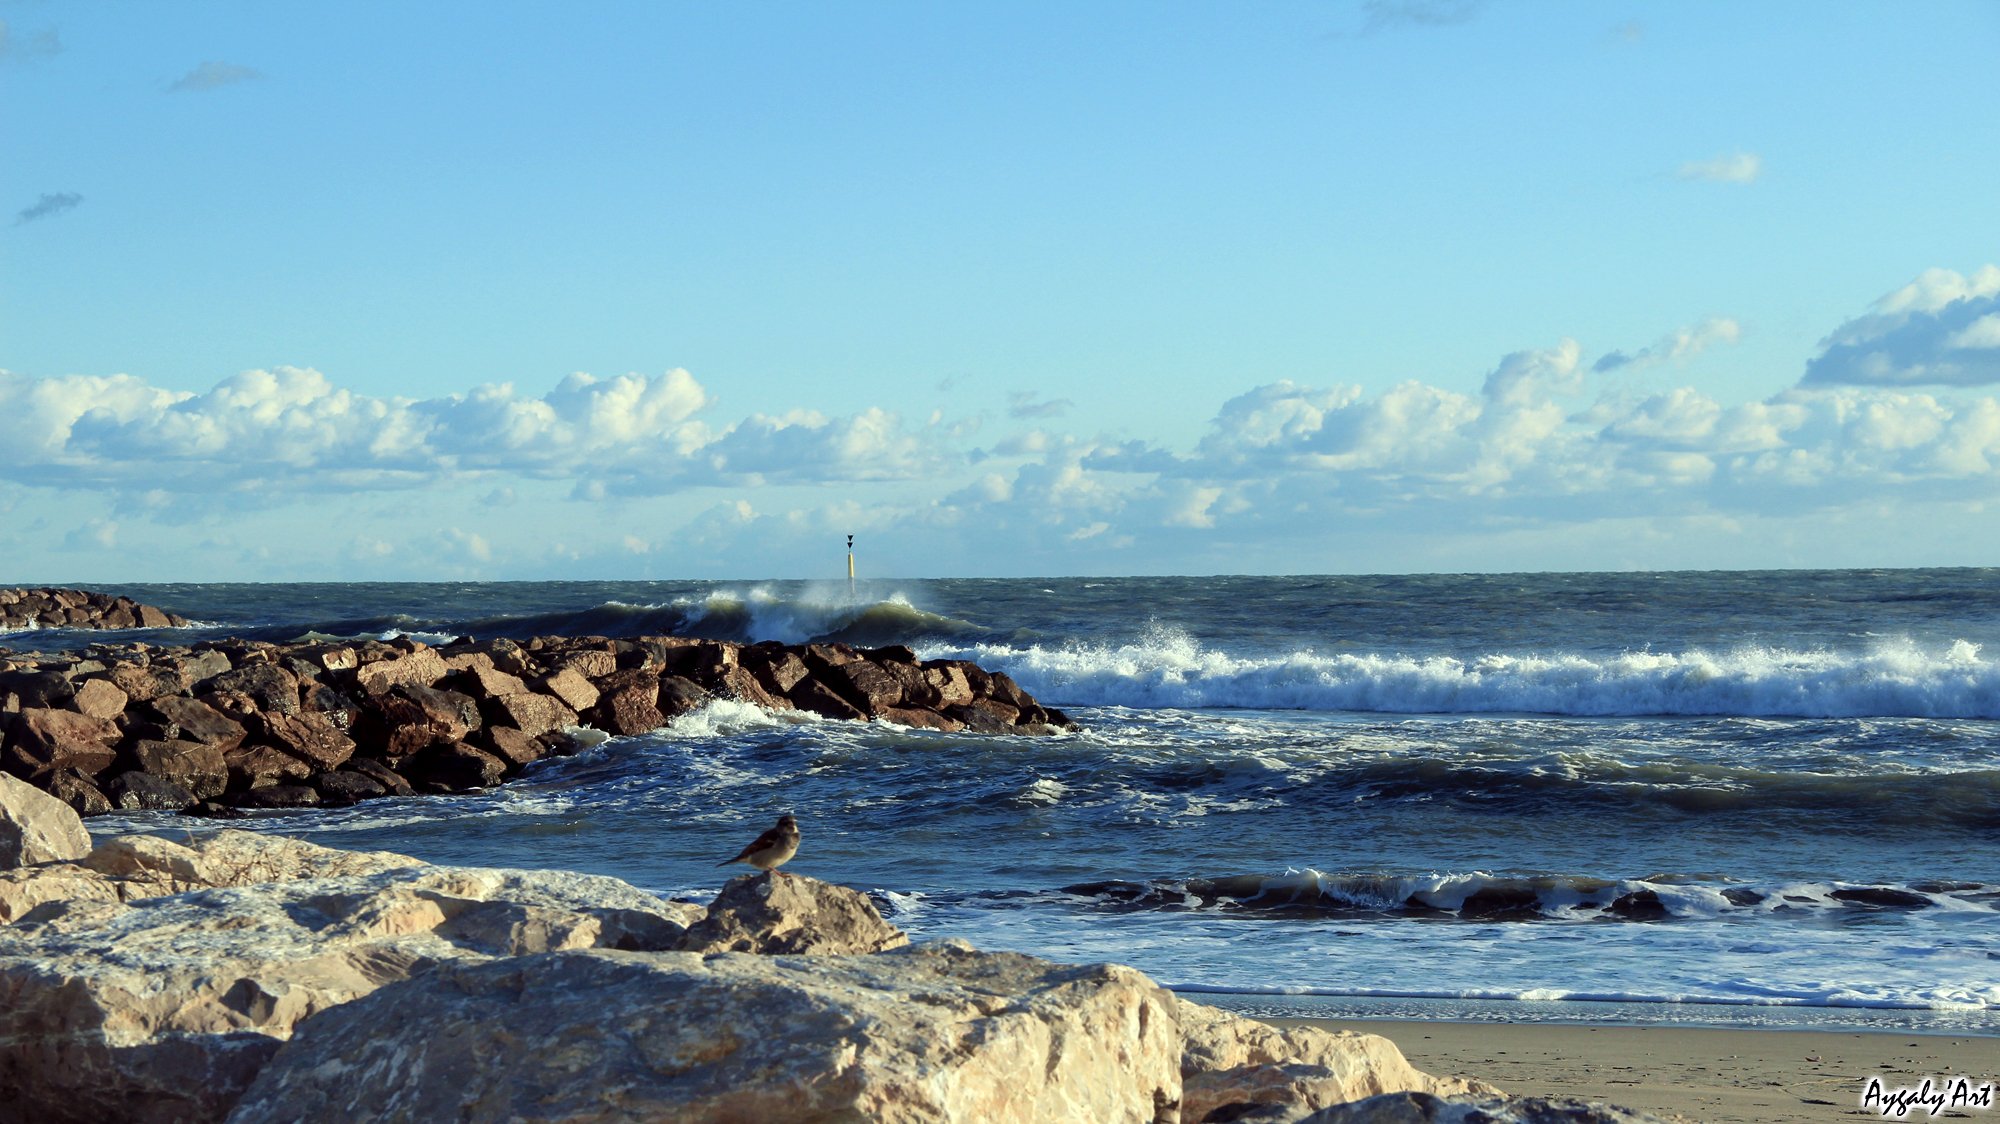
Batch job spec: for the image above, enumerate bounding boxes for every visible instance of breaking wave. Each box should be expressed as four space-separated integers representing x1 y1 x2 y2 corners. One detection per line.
941 628 2000 719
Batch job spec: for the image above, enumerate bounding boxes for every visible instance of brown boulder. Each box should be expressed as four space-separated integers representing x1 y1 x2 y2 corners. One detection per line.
70 679 131 720
537 668 600 713
128 739 229 800
223 744 316 792
353 647 447 696
713 666 785 712
823 660 905 716
404 742 508 793
256 712 357 772
657 674 714 718
42 768 112 816
198 663 300 716
105 664 180 704
922 661 977 707
107 771 199 811
549 649 616 680
484 692 578 739
344 758 416 797
586 672 664 736
676 871 910 956
479 726 546 767
878 706 964 732
146 696 248 752
3 707 121 777
788 678 865 721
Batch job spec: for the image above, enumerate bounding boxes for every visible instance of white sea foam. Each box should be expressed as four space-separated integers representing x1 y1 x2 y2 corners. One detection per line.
934 628 2000 719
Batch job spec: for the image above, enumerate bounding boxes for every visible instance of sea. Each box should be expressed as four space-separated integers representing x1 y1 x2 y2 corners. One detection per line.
12 570 1999 1036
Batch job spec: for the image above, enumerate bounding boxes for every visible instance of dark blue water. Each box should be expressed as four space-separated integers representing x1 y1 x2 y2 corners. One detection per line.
19 570 1998 1032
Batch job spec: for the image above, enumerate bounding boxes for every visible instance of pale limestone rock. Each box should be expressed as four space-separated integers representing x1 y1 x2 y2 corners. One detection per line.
229 940 1183 1124
1179 1001 1499 1123
0 843 703 1123
675 869 910 955
0 771 91 870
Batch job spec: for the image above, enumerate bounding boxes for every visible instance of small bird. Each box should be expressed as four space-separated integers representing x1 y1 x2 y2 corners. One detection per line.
718 814 800 873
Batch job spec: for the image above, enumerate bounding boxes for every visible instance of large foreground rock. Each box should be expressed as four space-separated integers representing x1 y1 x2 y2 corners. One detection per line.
0 832 702 1124
1179 1002 1498 1123
0 772 91 869
675 870 910 955
230 940 1182 1124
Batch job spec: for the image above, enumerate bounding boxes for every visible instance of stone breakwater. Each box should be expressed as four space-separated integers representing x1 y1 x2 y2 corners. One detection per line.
0 789 1670 1123
0 587 189 632
0 632 1070 816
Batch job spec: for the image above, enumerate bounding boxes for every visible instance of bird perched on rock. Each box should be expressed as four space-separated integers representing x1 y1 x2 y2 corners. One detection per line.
719 814 800 873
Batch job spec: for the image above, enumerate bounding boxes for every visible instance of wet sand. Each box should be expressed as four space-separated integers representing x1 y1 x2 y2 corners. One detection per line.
1280 1018 1999 1123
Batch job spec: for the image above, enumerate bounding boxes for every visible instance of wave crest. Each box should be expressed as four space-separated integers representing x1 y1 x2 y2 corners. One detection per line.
940 629 2000 719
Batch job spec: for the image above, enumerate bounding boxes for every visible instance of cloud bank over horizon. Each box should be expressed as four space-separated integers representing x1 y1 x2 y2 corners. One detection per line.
5 266 1999 580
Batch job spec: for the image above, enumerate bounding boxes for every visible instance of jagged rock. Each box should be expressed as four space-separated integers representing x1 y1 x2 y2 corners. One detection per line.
128 739 230 800
657 674 713 718
538 668 601 713
352 648 447 696
254 711 357 772
3 706 122 777
1178 1003 1498 1124
198 664 300 716
71 678 131 720
148 696 249 753
0 669 77 709
0 588 189 632
223 744 315 792
823 659 906 715
230 783 321 809
484 691 577 739
230 940 1180 1124
1299 1092 1672 1123
0 772 91 869
586 671 664 735
0 832 701 1124
403 742 507 792
43 768 113 816
788 677 866 720
676 871 910 956
712 665 785 711
343 758 416 797
479 725 546 767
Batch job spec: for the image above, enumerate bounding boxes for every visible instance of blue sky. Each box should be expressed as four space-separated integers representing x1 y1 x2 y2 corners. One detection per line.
4 1 1999 581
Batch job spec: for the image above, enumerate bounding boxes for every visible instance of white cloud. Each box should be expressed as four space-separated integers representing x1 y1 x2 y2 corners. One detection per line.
0 366 943 495
1594 317 1742 373
168 61 262 93
1802 266 2000 387
1676 152 1762 185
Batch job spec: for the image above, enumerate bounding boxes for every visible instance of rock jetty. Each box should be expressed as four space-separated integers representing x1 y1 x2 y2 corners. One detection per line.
0 815 1668 1124
0 632 1069 817
0 587 188 632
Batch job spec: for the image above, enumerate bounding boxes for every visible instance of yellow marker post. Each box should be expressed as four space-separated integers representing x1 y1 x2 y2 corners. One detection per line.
846 534 856 602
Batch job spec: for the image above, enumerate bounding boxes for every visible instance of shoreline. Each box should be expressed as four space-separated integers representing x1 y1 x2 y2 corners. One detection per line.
1187 991 2000 1040
1277 1017 2000 1123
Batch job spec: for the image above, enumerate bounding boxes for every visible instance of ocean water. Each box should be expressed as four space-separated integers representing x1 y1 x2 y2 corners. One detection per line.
21 571 2000 1035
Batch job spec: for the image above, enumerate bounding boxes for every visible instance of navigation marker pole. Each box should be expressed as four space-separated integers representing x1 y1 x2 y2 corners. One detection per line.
847 534 856 604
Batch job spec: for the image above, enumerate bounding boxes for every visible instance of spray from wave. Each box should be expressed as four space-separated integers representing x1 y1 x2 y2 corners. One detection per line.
936 627 2000 719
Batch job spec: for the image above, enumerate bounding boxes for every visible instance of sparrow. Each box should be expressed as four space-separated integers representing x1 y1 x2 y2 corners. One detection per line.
719 814 800 872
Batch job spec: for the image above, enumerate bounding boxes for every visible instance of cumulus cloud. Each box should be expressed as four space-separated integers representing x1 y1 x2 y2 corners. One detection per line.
0 366 947 495
0 20 63 63
1801 266 2000 388
15 192 82 225
1594 317 1742 373
1360 0 1484 33
169 61 262 93
1676 152 1762 184
1008 391 1073 419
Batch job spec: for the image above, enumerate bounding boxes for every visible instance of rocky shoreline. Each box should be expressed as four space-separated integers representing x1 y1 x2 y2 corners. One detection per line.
0 587 189 632
0 776 1668 1123
1 629 1069 817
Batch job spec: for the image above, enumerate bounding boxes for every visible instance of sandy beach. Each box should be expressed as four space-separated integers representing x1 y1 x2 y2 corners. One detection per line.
1285 1019 1999 1123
